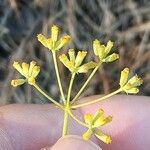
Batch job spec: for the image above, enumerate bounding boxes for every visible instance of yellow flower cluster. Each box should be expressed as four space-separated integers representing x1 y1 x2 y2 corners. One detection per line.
37 25 71 52
93 40 119 63
59 49 97 73
10 24 143 145
83 109 112 144
119 68 143 94
11 61 40 86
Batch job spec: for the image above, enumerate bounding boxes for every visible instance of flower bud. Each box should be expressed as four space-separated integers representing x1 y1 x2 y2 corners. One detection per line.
78 61 97 73
128 75 143 87
51 25 59 42
93 39 100 56
124 87 139 94
29 61 36 76
68 49 75 63
31 66 40 78
22 63 29 78
37 34 48 48
59 54 74 72
105 40 113 55
56 35 71 50
84 114 93 124
95 130 111 144
13 61 24 76
11 79 26 87
119 68 129 87
82 129 92 141
103 53 119 62
75 51 87 67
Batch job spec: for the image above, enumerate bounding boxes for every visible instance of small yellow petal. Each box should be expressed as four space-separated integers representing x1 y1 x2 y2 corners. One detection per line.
84 114 93 125
29 61 37 76
59 54 74 72
124 87 139 94
55 35 71 50
31 66 40 78
93 109 104 123
119 68 129 87
51 25 59 42
22 62 29 78
37 34 48 48
93 39 100 56
47 38 53 50
75 51 87 67
82 129 93 141
105 40 113 55
128 75 143 87
11 79 26 87
102 116 112 125
68 49 75 63
94 130 111 144
78 61 97 73
94 116 112 127
61 35 71 45
97 45 105 60
103 53 119 62
13 61 24 76
123 82 132 90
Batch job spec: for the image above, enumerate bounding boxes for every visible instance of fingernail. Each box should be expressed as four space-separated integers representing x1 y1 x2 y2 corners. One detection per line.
40 147 51 150
50 135 101 150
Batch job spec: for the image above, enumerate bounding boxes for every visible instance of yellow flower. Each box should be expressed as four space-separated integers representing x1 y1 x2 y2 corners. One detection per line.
93 39 119 63
11 61 40 86
37 25 71 52
59 49 97 73
119 68 143 94
82 109 112 144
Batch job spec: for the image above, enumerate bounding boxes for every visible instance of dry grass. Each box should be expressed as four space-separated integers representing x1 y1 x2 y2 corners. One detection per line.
0 0 149 104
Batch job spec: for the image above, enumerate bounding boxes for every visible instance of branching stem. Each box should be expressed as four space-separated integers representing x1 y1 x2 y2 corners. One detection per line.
52 52 66 104
71 88 122 109
71 63 101 104
68 110 88 127
62 73 76 136
33 83 63 109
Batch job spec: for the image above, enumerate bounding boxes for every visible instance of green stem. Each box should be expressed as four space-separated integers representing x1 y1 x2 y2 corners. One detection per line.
67 73 76 104
68 110 88 127
33 83 63 109
62 107 69 136
62 73 76 136
52 52 66 104
71 64 100 104
71 88 122 109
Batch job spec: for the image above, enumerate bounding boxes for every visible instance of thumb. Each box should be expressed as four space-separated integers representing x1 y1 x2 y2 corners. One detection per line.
41 135 102 150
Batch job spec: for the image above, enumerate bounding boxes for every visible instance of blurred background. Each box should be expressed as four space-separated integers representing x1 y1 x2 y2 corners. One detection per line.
0 0 149 104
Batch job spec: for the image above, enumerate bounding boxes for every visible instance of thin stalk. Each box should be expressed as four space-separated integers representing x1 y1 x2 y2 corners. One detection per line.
52 52 66 103
71 64 101 104
67 73 76 104
62 108 69 136
68 110 88 127
62 73 76 136
71 88 122 109
33 83 63 109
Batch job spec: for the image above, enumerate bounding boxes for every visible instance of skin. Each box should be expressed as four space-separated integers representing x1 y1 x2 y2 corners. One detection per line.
0 95 149 150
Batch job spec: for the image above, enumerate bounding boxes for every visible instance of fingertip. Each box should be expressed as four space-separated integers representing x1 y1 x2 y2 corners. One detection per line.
41 135 102 150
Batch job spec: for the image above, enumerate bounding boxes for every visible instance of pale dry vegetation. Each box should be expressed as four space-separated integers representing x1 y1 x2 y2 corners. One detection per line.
0 0 149 104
